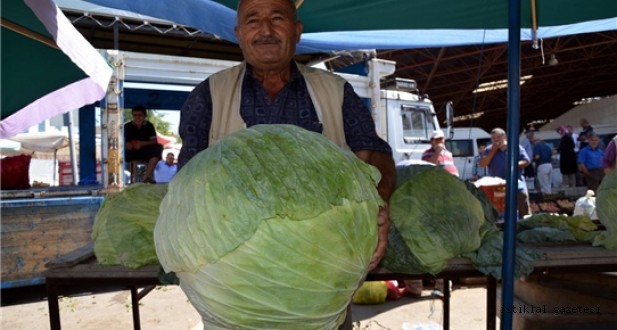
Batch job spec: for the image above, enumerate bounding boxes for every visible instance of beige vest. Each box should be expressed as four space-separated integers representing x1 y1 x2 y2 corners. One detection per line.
208 61 348 148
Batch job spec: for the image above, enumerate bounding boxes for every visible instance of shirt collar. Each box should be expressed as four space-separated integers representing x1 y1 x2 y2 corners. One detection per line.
244 61 301 84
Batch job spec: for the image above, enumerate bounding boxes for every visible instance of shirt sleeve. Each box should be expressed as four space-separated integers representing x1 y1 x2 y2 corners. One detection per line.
519 145 530 163
602 140 616 168
577 149 586 164
341 83 392 155
178 80 213 170
472 156 479 175
146 122 157 141
123 122 133 141
421 149 431 161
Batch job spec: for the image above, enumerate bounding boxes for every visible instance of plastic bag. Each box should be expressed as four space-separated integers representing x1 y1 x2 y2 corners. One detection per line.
573 190 598 220
386 280 403 300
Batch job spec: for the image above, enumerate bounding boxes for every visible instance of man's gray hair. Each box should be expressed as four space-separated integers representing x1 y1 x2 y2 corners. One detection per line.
237 0 299 19
491 128 506 136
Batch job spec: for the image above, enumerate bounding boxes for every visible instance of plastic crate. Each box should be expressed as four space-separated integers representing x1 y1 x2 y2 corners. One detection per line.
479 183 506 214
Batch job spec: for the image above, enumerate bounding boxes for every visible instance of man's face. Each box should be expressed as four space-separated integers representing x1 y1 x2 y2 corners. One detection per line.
165 154 175 165
491 133 506 148
589 136 600 148
580 119 588 128
131 111 146 126
235 0 303 71
430 137 444 149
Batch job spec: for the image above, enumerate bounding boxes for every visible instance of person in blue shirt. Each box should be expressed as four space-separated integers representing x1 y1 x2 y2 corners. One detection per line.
472 143 489 181
521 130 536 180
532 138 554 194
577 132 605 192
480 127 531 217
154 152 178 183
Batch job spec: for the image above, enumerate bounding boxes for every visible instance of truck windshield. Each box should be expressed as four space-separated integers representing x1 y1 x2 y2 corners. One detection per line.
401 105 432 142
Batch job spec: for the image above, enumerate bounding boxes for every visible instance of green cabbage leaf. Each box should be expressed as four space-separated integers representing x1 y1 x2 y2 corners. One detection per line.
593 170 617 249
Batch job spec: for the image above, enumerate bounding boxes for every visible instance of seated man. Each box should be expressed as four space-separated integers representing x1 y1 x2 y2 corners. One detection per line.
124 105 163 183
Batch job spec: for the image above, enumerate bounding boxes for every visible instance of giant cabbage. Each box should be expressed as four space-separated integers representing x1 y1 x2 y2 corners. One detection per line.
381 166 485 275
154 124 383 330
92 183 168 268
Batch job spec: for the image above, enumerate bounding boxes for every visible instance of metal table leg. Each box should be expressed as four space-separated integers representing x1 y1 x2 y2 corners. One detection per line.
486 276 497 330
46 278 62 330
443 278 450 329
130 286 141 330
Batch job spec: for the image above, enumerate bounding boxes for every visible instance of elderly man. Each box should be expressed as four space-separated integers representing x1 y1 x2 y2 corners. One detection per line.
480 128 532 217
578 132 605 191
177 1 395 328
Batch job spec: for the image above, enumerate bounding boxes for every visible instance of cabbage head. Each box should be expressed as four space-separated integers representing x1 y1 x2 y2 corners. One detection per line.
593 170 617 249
92 183 168 268
381 166 485 275
154 124 383 330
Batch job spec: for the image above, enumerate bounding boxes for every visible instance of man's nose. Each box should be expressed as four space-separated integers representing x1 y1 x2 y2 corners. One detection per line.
258 19 274 35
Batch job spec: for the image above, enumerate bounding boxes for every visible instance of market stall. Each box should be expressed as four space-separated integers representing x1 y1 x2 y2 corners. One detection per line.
43 242 617 330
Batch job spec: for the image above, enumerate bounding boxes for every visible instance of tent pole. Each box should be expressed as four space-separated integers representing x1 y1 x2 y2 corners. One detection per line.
501 1 522 330
65 111 79 185
53 149 57 185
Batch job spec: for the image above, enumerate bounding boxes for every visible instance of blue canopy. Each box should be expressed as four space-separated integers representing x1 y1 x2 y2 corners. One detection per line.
86 0 616 54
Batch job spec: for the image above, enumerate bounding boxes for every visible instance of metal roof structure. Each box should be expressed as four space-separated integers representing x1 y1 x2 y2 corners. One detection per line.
61 5 617 133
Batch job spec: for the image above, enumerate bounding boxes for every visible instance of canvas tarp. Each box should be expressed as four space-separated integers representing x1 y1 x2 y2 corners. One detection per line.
84 0 617 54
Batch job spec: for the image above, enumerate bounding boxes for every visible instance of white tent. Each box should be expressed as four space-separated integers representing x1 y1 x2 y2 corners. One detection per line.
539 94 617 132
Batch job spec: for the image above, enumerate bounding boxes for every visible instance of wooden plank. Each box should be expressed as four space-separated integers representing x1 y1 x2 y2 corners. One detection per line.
527 243 617 268
45 242 95 269
1 200 101 287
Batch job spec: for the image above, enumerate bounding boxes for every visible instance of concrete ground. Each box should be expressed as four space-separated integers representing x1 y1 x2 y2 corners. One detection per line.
1 281 498 330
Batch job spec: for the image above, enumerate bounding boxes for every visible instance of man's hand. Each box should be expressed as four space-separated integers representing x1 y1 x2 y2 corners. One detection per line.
354 150 395 272
126 140 135 150
368 203 390 271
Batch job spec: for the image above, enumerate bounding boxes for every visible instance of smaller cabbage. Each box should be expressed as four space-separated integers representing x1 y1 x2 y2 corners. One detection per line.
352 281 387 305
382 166 485 275
91 183 168 268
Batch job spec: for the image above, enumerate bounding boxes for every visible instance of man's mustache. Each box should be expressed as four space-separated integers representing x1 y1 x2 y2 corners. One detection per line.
254 37 280 45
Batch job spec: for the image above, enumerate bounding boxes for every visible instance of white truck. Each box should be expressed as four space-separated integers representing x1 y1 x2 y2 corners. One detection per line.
100 52 452 185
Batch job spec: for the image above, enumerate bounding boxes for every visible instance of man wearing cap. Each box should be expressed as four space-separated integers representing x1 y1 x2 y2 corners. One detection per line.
422 130 459 177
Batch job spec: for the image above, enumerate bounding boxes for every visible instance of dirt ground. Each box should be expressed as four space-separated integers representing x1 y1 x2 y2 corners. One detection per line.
1 281 498 330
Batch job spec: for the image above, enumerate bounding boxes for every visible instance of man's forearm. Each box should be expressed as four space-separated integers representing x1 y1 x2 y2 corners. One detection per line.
355 150 395 202
479 148 496 168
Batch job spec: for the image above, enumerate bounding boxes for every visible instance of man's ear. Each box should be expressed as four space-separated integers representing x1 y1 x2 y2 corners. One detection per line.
296 21 303 43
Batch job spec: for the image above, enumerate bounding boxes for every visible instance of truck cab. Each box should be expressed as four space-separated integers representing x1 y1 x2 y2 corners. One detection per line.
340 59 452 165
381 87 444 163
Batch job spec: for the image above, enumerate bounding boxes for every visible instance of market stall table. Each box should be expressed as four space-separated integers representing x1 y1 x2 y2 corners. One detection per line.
44 243 160 330
44 242 617 330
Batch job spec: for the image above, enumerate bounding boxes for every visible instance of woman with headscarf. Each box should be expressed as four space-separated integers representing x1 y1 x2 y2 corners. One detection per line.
557 125 578 187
